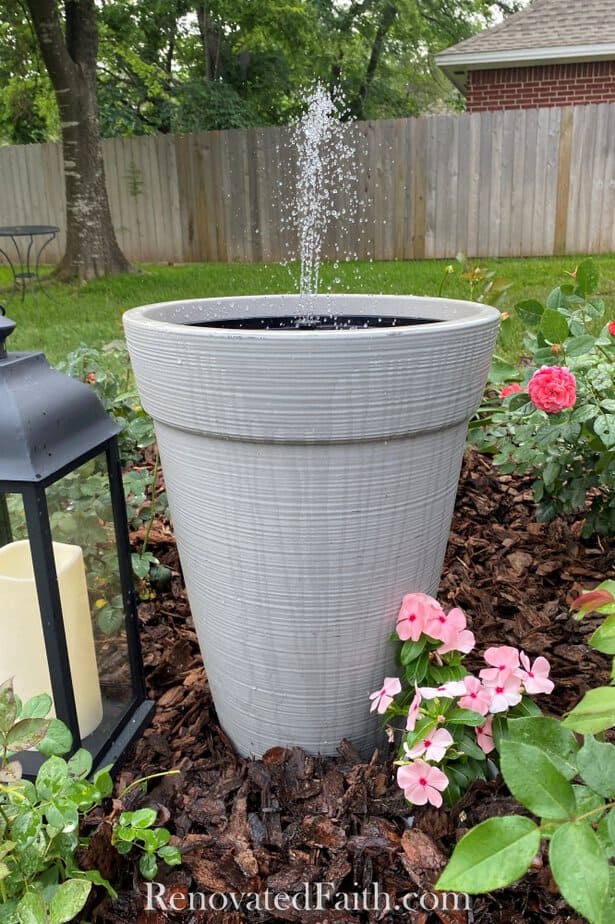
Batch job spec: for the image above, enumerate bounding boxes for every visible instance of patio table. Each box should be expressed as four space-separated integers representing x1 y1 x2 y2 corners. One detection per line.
0 225 59 303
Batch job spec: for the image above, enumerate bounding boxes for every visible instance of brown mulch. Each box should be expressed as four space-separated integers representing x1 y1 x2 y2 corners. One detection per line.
88 449 612 924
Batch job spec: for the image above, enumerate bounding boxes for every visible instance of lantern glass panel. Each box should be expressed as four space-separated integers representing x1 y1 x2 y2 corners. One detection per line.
0 451 138 750
45 452 135 721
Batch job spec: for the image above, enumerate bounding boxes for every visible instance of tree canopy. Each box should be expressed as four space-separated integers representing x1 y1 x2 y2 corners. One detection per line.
0 0 526 145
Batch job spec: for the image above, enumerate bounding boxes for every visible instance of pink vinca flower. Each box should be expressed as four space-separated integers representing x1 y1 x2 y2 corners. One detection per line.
419 680 467 700
397 760 449 807
458 676 491 716
369 677 402 714
500 382 523 399
396 593 440 642
483 670 522 713
436 607 475 655
480 645 521 684
406 687 422 732
528 365 576 414
404 728 454 763
516 652 554 695
475 715 495 755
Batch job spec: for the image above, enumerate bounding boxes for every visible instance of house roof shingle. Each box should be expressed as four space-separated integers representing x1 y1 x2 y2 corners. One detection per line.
436 0 615 93
440 0 615 58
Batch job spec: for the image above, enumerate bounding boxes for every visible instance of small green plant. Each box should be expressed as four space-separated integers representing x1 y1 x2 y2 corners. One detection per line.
0 676 183 922
0 678 115 923
439 252 512 307
471 259 615 536
436 580 615 924
111 807 181 881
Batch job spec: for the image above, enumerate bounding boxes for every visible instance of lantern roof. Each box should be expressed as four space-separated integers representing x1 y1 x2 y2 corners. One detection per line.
0 316 118 483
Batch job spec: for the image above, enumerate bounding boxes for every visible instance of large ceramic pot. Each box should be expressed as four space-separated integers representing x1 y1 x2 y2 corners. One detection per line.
123 294 499 757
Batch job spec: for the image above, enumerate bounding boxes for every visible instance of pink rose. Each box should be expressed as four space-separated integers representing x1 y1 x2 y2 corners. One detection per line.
528 366 576 413
500 382 523 399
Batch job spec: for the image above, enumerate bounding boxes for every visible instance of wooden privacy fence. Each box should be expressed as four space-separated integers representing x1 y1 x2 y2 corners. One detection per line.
1 102 614 265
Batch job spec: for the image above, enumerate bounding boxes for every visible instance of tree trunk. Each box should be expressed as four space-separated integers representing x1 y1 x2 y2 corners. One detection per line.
26 0 132 282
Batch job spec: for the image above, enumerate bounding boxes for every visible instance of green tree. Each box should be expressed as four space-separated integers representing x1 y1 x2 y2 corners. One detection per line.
23 0 132 281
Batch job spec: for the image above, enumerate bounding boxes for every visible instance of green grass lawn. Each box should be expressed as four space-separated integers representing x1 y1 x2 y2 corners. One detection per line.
3 254 615 366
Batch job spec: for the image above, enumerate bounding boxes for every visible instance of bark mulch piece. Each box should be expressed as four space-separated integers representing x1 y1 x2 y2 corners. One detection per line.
89 449 612 923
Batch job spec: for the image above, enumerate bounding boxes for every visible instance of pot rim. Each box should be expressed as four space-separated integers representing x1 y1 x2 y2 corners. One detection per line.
123 293 499 339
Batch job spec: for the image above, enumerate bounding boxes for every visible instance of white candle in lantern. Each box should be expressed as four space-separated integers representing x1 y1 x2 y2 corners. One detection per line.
0 539 103 738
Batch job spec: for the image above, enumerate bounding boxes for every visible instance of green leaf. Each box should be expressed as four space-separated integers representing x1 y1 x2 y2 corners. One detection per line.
93 767 114 798
573 784 605 818
36 756 69 800
507 717 579 780
577 736 615 798
436 816 540 892
488 355 519 384
594 415 615 449
565 334 596 356
0 677 18 735
540 308 569 344
139 853 158 880
400 637 426 665
20 694 52 720
550 822 610 924
49 879 92 924
500 739 576 819
16 891 47 924
157 845 182 865
96 605 124 636
121 807 157 829
76 869 117 898
6 718 49 753
596 809 615 858
37 719 72 757
590 615 615 655
563 687 615 734
575 258 599 297
67 748 93 778
445 708 487 727
515 299 544 327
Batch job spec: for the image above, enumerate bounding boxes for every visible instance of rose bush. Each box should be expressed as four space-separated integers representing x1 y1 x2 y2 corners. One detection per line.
471 259 615 536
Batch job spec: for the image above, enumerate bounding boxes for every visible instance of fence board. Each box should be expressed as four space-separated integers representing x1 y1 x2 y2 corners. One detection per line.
2 103 615 266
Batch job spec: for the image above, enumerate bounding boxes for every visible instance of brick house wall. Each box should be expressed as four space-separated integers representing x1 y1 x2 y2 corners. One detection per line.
467 60 615 111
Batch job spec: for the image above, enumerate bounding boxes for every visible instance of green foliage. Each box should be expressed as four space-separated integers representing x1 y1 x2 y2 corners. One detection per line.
471 259 615 537
111 808 181 881
0 677 182 919
566 581 615 735
0 679 115 923
3 1 526 143
437 584 615 923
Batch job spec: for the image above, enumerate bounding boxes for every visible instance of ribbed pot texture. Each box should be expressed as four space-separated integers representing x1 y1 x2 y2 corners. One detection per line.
124 294 499 757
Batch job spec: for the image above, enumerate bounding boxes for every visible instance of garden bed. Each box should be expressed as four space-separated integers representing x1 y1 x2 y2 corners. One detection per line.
89 448 612 924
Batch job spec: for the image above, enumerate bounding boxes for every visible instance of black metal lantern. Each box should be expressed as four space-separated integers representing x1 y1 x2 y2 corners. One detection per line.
0 315 153 777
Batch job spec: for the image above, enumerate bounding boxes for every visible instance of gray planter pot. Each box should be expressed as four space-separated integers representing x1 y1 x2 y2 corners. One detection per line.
123 294 499 757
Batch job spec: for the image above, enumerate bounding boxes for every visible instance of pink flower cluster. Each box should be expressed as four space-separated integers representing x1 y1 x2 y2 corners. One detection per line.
528 365 576 413
396 593 474 655
369 595 556 809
